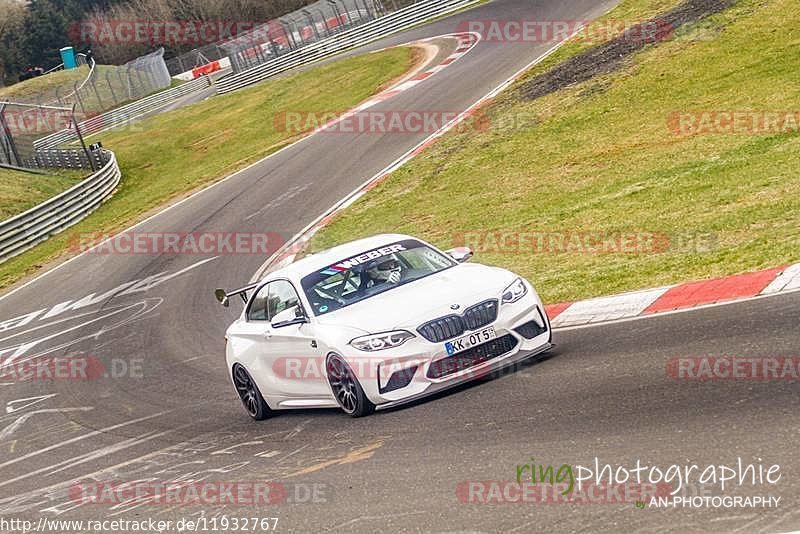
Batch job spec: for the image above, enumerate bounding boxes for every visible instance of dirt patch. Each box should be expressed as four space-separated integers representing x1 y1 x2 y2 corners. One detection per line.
519 0 735 101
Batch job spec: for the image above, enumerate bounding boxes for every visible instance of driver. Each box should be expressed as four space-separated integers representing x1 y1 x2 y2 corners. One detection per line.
359 254 403 292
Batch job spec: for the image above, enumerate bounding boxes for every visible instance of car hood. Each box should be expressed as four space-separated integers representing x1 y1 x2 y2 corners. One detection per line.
314 263 516 333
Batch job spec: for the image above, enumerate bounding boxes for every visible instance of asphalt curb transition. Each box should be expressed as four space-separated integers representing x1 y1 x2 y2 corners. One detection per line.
546 263 800 328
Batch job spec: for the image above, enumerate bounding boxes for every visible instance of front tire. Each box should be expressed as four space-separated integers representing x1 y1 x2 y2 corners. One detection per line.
326 354 375 417
232 364 272 420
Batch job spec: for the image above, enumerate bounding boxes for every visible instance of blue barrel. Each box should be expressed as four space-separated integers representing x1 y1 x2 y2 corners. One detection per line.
60 46 77 69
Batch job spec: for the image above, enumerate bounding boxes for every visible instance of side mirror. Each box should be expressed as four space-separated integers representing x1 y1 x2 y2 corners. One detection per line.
446 246 473 263
214 288 229 307
270 305 308 328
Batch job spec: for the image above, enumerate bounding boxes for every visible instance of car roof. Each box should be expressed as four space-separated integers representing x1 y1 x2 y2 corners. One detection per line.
266 233 421 281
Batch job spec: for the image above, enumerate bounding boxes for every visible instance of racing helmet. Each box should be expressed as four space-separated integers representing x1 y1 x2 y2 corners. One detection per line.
364 254 402 282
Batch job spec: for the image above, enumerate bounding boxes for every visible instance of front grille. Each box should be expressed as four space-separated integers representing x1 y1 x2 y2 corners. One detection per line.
463 299 499 330
417 299 499 343
427 334 518 379
418 315 464 343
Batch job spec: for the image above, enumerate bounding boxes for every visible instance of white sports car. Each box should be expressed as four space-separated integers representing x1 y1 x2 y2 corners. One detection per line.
216 234 552 418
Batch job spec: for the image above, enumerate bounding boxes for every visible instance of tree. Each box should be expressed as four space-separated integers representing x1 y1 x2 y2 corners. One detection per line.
22 0 74 70
0 0 27 85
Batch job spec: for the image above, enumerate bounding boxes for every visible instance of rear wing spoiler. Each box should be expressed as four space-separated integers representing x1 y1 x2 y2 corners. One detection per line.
214 282 259 307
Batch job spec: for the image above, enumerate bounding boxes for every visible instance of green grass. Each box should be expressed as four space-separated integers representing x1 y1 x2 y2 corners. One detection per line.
0 66 91 101
0 64 163 118
0 46 413 288
0 167 86 220
309 0 800 304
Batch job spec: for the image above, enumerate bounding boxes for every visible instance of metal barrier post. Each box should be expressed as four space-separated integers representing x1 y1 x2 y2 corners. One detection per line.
71 104 96 172
0 103 22 166
360 0 375 20
90 77 104 110
280 20 299 49
106 71 118 104
327 0 345 32
126 65 136 99
337 0 352 28
73 82 87 115
302 9 321 40
134 67 145 95
314 7 333 37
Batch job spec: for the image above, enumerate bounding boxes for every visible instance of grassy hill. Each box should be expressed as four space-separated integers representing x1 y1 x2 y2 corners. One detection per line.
0 66 91 102
0 167 85 220
309 0 800 304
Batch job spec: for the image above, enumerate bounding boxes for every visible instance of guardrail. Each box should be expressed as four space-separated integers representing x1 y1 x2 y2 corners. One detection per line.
0 149 121 263
35 76 212 149
215 0 481 94
23 147 106 171
57 54 95 106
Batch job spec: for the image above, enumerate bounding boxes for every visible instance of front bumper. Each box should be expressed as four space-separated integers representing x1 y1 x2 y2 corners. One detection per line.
342 290 552 407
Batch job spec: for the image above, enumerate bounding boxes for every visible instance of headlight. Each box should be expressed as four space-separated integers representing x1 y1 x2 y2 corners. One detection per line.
350 331 415 351
502 277 528 304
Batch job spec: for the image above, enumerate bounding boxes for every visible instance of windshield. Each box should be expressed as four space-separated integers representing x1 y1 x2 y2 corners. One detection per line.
301 239 456 316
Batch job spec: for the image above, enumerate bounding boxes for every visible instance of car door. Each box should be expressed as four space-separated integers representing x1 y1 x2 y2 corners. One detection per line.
265 280 330 402
230 282 273 373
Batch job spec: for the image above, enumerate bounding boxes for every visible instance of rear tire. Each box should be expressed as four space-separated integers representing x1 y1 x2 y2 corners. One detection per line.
232 364 272 420
326 354 375 417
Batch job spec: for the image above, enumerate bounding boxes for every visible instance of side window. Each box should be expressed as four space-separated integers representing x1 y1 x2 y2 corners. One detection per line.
247 284 270 321
267 280 301 320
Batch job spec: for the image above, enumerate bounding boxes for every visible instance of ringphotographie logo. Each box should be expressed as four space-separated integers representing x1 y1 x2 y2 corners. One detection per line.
458 456 783 508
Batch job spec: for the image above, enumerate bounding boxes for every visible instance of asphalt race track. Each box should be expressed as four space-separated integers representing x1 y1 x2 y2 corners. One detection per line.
1 0 799 532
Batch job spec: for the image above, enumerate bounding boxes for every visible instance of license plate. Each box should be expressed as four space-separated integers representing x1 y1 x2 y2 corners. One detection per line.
445 327 496 355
